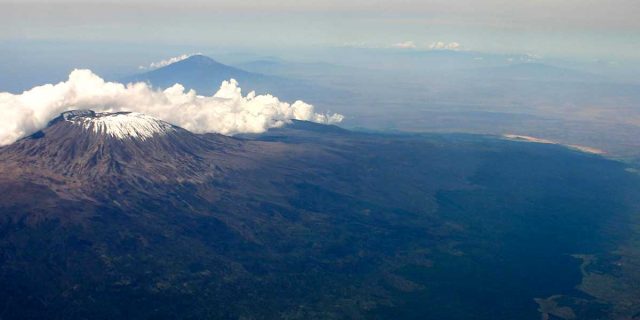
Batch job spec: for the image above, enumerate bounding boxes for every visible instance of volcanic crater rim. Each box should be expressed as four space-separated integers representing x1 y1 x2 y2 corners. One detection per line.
61 110 177 141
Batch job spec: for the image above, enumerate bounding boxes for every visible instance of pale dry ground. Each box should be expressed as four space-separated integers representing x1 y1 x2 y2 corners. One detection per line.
502 134 605 155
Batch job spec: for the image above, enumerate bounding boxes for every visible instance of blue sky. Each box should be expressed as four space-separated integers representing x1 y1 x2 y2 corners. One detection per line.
1 0 639 60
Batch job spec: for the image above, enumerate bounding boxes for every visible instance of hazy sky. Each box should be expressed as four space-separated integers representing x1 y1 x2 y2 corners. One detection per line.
1 0 639 60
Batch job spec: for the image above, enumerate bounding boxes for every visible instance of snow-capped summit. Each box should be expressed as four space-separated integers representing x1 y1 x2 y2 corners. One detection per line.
61 110 176 140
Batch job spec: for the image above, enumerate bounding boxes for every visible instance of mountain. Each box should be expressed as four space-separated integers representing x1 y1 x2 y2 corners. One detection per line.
120 55 343 102
2 110 239 191
122 55 267 95
1 111 640 319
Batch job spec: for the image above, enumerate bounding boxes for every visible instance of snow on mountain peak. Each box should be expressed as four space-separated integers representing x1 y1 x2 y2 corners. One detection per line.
64 111 176 140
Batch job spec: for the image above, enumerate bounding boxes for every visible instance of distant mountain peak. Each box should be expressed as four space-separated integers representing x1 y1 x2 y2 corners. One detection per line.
120 54 256 95
57 110 176 141
170 54 227 68
183 54 216 63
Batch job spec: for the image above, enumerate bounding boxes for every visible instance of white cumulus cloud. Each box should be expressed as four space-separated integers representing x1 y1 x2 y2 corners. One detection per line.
138 53 201 70
392 41 417 49
0 69 344 146
428 42 462 51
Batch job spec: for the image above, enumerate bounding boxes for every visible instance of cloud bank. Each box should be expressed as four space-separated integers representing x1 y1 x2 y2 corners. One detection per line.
428 42 462 51
138 53 201 70
392 41 417 49
390 41 463 50
0 70 344 146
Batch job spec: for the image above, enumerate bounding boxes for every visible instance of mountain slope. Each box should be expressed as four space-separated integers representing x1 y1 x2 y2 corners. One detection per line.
1 111 639 319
